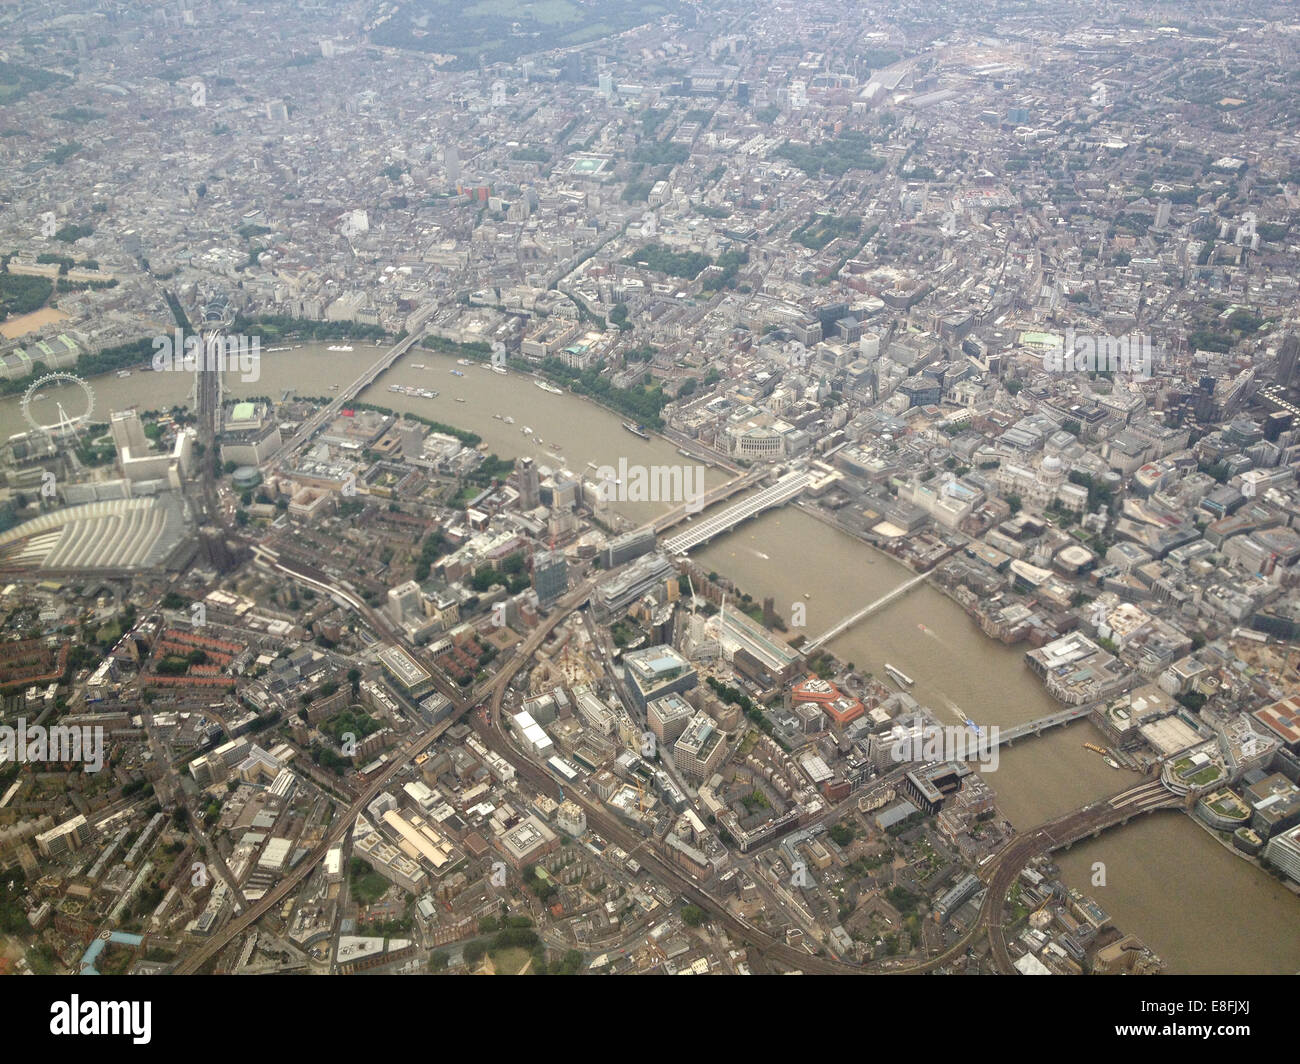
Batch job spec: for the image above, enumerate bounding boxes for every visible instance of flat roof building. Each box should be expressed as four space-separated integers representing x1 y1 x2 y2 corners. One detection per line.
496 814 558 867
378 644 436 699
624 644 697 714
672 713 727 780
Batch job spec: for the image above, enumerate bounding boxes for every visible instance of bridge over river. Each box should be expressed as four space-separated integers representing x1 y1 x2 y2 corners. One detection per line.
661 470 813 554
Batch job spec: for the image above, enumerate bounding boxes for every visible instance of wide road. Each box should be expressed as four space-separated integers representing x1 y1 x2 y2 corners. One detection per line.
262 330 425 470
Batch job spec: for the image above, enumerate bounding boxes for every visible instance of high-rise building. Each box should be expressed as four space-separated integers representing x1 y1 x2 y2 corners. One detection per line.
444 146 460 188
532 550 568 607
646 691 694 744
35 814 93 858
398 421 426 460
1277 333 1299 389
593 552 674 619
624 645 697 715
387 580 423 625
672 712 727 780
556 799 586 837
518 456 540 509
603 527 656 568
109 410 149 457
1264 823 1300 883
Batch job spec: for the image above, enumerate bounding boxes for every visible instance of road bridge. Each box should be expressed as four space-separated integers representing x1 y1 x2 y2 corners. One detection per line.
644 468 765 536
262 331 425 469
661 470 812 554
991 703 1094 745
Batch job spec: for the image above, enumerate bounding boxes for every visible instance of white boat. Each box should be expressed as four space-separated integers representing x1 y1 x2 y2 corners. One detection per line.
117 370 131 378
522 426 533 435
503 416 515 425
535 380 564 395
492 366 507 375
454 397 466 403
456 359 472 366
326 344 354 352
884 663 914 687
410 363 426 369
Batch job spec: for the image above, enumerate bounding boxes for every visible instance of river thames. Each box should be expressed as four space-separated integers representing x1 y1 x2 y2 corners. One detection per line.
7 340 1296 972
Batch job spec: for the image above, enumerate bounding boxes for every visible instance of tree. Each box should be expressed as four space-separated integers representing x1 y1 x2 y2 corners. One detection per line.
681 904 705 927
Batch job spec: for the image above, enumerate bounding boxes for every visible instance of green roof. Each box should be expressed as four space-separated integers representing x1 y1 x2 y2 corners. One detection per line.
230 402 257 421
1018 331 1061 347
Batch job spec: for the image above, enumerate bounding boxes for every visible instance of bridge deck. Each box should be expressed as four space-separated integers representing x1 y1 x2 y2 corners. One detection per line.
805 570 930 650
994 703 1093 744
661 471 812 554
